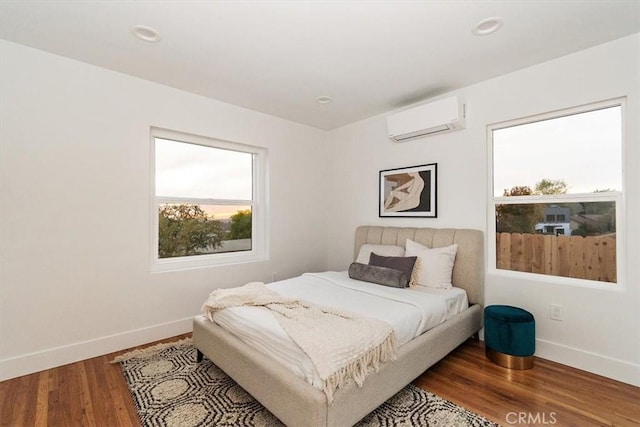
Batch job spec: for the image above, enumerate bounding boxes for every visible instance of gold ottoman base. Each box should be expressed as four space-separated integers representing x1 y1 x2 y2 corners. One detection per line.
486 347 534 370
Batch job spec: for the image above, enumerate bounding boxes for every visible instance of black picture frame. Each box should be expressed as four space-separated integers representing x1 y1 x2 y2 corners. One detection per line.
379 163 437 217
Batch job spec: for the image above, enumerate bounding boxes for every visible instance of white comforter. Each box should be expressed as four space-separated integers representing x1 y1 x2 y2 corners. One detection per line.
210 271 468 389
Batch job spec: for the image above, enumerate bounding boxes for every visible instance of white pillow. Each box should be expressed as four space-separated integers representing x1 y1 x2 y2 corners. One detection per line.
405 239 458 289
355 244 405 264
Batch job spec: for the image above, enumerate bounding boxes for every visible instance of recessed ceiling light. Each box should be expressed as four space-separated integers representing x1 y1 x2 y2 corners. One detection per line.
472 17 503 36
316 96 333 104
131 25 161 42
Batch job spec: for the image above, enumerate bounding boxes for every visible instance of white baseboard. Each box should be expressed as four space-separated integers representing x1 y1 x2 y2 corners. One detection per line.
0 317 193 382
535 339 640 387
4 322 638 388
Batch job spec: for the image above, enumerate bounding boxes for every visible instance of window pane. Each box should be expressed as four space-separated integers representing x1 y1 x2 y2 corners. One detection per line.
493 106 622 197
158 204 252 259
155 138 252 200
495 202 616 283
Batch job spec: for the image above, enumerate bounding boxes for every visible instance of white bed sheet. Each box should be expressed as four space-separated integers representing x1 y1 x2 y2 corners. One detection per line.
210 271 468 389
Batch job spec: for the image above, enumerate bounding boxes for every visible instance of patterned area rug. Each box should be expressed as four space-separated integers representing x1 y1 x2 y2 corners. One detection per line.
113 338 498 427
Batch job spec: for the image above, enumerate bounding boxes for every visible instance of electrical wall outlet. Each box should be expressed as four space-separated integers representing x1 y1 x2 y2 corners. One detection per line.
550 304 563 321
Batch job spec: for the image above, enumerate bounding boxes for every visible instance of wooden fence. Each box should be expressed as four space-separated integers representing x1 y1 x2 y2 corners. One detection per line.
496 232 616 283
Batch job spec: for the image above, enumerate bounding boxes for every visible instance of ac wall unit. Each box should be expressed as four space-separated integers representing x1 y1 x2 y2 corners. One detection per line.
386 96 466 142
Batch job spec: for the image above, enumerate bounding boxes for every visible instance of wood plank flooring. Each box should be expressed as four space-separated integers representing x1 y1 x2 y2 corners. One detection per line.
414 340 639 426
1 335 638 426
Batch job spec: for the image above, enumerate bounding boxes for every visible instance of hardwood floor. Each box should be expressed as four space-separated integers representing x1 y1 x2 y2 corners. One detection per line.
414 340 640 426
1 336 638 426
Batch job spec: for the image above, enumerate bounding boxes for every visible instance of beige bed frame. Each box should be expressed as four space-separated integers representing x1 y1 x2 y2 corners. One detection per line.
193 226 484 427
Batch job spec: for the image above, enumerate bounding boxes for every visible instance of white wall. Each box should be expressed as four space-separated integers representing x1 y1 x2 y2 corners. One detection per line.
325 34 640 386
0 40 329 380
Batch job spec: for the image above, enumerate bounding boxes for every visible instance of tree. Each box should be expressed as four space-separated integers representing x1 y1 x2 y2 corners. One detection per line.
158 204 225 258
228 209 252 240
533 178 580 219
572 200 616 236
534 178 568 195
496 186 542 233
496 179 568 233
502 186 532 197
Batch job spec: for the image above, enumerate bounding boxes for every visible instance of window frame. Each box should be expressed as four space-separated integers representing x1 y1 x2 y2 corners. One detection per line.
150 127 268 272
487 98 626 289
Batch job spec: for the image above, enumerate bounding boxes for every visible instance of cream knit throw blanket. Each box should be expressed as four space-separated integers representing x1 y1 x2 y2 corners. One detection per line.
202 282 396 404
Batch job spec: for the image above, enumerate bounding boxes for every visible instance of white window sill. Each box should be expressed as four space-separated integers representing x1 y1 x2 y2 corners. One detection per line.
487 267 626 292
151 251 267 273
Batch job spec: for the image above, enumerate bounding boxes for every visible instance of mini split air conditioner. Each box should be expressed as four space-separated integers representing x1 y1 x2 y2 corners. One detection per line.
386 96 466 142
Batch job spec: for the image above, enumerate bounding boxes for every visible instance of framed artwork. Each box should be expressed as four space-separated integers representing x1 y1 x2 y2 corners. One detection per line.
379 163 437 217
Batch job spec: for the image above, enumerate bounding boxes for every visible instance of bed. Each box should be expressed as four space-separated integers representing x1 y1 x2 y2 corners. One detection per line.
193 225 484 427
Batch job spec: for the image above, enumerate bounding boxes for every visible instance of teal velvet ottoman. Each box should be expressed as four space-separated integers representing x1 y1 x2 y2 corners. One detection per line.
484 305 535 369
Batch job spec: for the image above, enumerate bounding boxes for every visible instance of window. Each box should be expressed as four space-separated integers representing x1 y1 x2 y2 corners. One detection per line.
151 128 267 271
489 100 623 285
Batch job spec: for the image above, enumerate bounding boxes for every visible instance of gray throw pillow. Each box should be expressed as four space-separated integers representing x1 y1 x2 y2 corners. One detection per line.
348 262 409 288
368 253 417 281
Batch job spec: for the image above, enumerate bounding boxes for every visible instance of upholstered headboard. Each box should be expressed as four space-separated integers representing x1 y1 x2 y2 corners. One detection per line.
354 226 484 306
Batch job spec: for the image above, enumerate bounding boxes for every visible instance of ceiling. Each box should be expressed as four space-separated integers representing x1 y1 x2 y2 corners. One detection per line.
1 1 639 130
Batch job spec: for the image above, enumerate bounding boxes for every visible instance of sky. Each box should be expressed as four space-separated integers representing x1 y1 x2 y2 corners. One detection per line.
155 104 622 212
492 105 622 197
155 138 252 218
